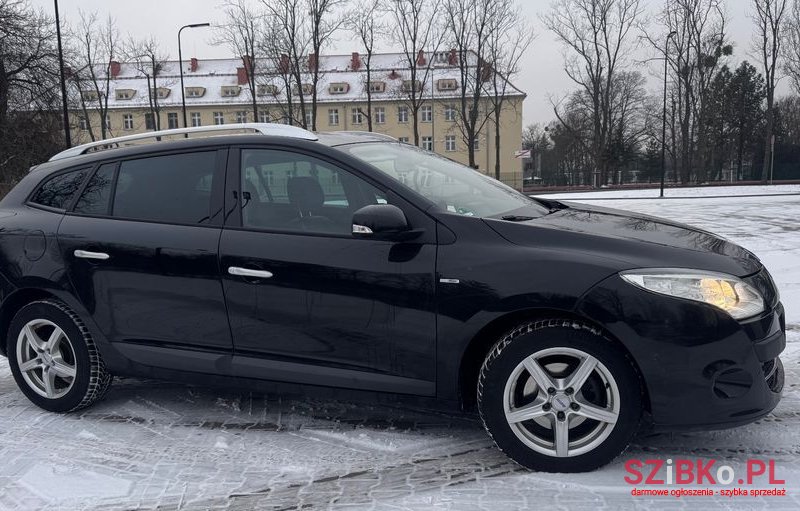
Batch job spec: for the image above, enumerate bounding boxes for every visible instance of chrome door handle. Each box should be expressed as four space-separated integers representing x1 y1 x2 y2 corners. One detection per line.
228 267 273 279
74 250 110 260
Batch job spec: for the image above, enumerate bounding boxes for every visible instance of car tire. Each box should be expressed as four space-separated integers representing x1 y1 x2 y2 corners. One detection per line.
478 319 642 472
7 299 112 413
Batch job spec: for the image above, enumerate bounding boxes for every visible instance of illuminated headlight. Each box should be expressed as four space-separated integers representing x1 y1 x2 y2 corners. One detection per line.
620 270 765 320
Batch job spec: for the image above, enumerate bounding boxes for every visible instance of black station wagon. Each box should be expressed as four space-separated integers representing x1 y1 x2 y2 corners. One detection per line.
0 124 785 472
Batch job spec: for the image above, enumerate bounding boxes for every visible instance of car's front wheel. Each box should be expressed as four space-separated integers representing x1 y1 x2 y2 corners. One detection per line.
478 319 642 472
7 299 112 413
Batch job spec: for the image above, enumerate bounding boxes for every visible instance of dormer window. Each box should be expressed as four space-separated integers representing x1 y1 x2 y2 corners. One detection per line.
81 91 99 102
437 79 458 91
293 83 314 96
328 82 350 94
257 84 279 96
185 87 206 98
401 80 422 93
221 86 242 97
368 81 386 93
115 89 135 100
150 87 171 100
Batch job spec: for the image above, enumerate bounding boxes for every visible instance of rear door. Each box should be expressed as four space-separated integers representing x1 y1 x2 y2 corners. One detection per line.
57 149 232 368
220 146 438 395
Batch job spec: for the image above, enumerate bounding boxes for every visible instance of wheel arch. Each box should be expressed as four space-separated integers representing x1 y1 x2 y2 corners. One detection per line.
0 288 59 357
457 308 652 418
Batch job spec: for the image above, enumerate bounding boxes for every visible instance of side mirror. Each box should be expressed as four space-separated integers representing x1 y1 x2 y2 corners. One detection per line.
352 204 420 241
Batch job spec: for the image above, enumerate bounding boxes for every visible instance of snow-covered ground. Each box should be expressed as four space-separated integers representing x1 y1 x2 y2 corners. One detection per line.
0 186 798 510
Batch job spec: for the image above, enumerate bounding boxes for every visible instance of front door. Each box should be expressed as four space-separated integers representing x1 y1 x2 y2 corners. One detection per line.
219 147 437 395
57 150 232 367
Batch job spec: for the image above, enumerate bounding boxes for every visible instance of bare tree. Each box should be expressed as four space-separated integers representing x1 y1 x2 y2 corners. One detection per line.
544 0 644 187
443 0 495 168
215 0 263 121
308 0 345 131
753 0 788 182
69 10 119 141
124 36 169 131
1 0 64 183
347 0 382 132
262 0 311 128
386 0 445 146
784 0 800 93
486 0 533 181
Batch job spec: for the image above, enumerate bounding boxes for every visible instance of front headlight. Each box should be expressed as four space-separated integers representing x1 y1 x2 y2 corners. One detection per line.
620 269 765 320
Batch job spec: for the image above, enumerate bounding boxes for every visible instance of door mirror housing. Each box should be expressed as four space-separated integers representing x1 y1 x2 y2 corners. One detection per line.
352 204 421 241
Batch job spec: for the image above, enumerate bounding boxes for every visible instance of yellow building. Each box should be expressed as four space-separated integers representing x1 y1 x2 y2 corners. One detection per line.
73 52 526 186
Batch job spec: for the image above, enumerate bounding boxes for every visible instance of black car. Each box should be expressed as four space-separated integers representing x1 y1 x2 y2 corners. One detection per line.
0 124 785 472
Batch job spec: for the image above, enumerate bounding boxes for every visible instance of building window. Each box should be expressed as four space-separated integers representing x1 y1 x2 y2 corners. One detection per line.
445 135 456 152
213 112 225 125
236 111 248 124
422 136 433 151
79 117 89 131
472 136 480 151
104 115 111 130
328 108 339 126
167 112 179 129
258 110 270 123
398 106 409 123
352 108 363 125
328 82 349 94
221 86 241 97
398 137 410 144
375 107 386 124
305 110 313 128
437 79 458 91
421 105 432 123
144 113 155 130
191 112 202 127
445 104 457 122
123 114 134 130
368 81 386 93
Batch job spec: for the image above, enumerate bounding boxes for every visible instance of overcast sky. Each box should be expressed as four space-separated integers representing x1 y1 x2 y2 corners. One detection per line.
32 0 784 127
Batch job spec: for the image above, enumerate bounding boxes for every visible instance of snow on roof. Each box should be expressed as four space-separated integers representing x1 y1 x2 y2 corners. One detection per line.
94 52 525 109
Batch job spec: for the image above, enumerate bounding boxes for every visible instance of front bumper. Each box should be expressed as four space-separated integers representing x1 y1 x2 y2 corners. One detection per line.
576 272 785 431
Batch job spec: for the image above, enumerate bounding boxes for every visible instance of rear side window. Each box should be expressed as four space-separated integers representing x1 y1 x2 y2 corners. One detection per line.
112 152 216 224
30 169 88 210
74 163 116 215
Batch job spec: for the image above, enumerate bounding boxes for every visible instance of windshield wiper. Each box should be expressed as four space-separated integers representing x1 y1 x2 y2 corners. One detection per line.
501 215 535 222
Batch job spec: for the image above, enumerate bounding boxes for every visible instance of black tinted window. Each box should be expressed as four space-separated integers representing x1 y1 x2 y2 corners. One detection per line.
113 152 216 224
74 163 116 215
30 169 88 209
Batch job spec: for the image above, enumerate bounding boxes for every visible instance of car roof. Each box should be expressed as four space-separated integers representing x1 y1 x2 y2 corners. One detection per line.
31 132 397 175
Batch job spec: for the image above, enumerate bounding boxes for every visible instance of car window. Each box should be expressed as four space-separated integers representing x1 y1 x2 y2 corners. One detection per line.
73 163 116 215
29 168 88 210
113 152 216 224
240 149 384 235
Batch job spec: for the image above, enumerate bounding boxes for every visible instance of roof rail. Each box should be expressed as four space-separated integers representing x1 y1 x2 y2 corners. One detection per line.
49 123 319 162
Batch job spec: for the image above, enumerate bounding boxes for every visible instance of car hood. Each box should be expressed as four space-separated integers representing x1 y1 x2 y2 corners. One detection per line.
485 202 762 277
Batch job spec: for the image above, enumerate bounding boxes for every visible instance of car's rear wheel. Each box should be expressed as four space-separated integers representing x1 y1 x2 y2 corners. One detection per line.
7 299 112 412
478 320 642 472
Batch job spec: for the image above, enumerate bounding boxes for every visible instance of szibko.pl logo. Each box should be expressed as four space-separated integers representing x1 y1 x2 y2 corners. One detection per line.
625 459 787 498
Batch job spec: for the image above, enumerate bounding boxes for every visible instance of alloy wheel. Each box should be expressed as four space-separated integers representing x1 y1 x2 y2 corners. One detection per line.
15 319 78 399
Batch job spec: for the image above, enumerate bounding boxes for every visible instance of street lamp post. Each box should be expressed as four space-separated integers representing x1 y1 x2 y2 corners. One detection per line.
660 31 677 198
54 0 71 148
178 23 211 128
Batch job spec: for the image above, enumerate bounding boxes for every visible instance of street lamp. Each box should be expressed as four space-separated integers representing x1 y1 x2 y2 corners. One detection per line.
178 23 211 128
660 31 677 198
54 0 71 147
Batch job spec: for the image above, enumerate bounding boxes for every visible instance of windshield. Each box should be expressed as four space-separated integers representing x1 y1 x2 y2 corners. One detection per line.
339 142 549 218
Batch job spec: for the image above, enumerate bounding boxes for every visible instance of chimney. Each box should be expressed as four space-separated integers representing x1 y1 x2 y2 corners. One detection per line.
190 57 199 72
237 67 248 85
351 52 361 71
279 54 289 74
388 69 400 79
308 53 318 71
110 60 121 78
416 50 426 66
448 49 457 66
241 55 253 73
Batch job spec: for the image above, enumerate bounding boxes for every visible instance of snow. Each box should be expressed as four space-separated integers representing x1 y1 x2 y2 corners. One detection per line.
0 186 798 510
